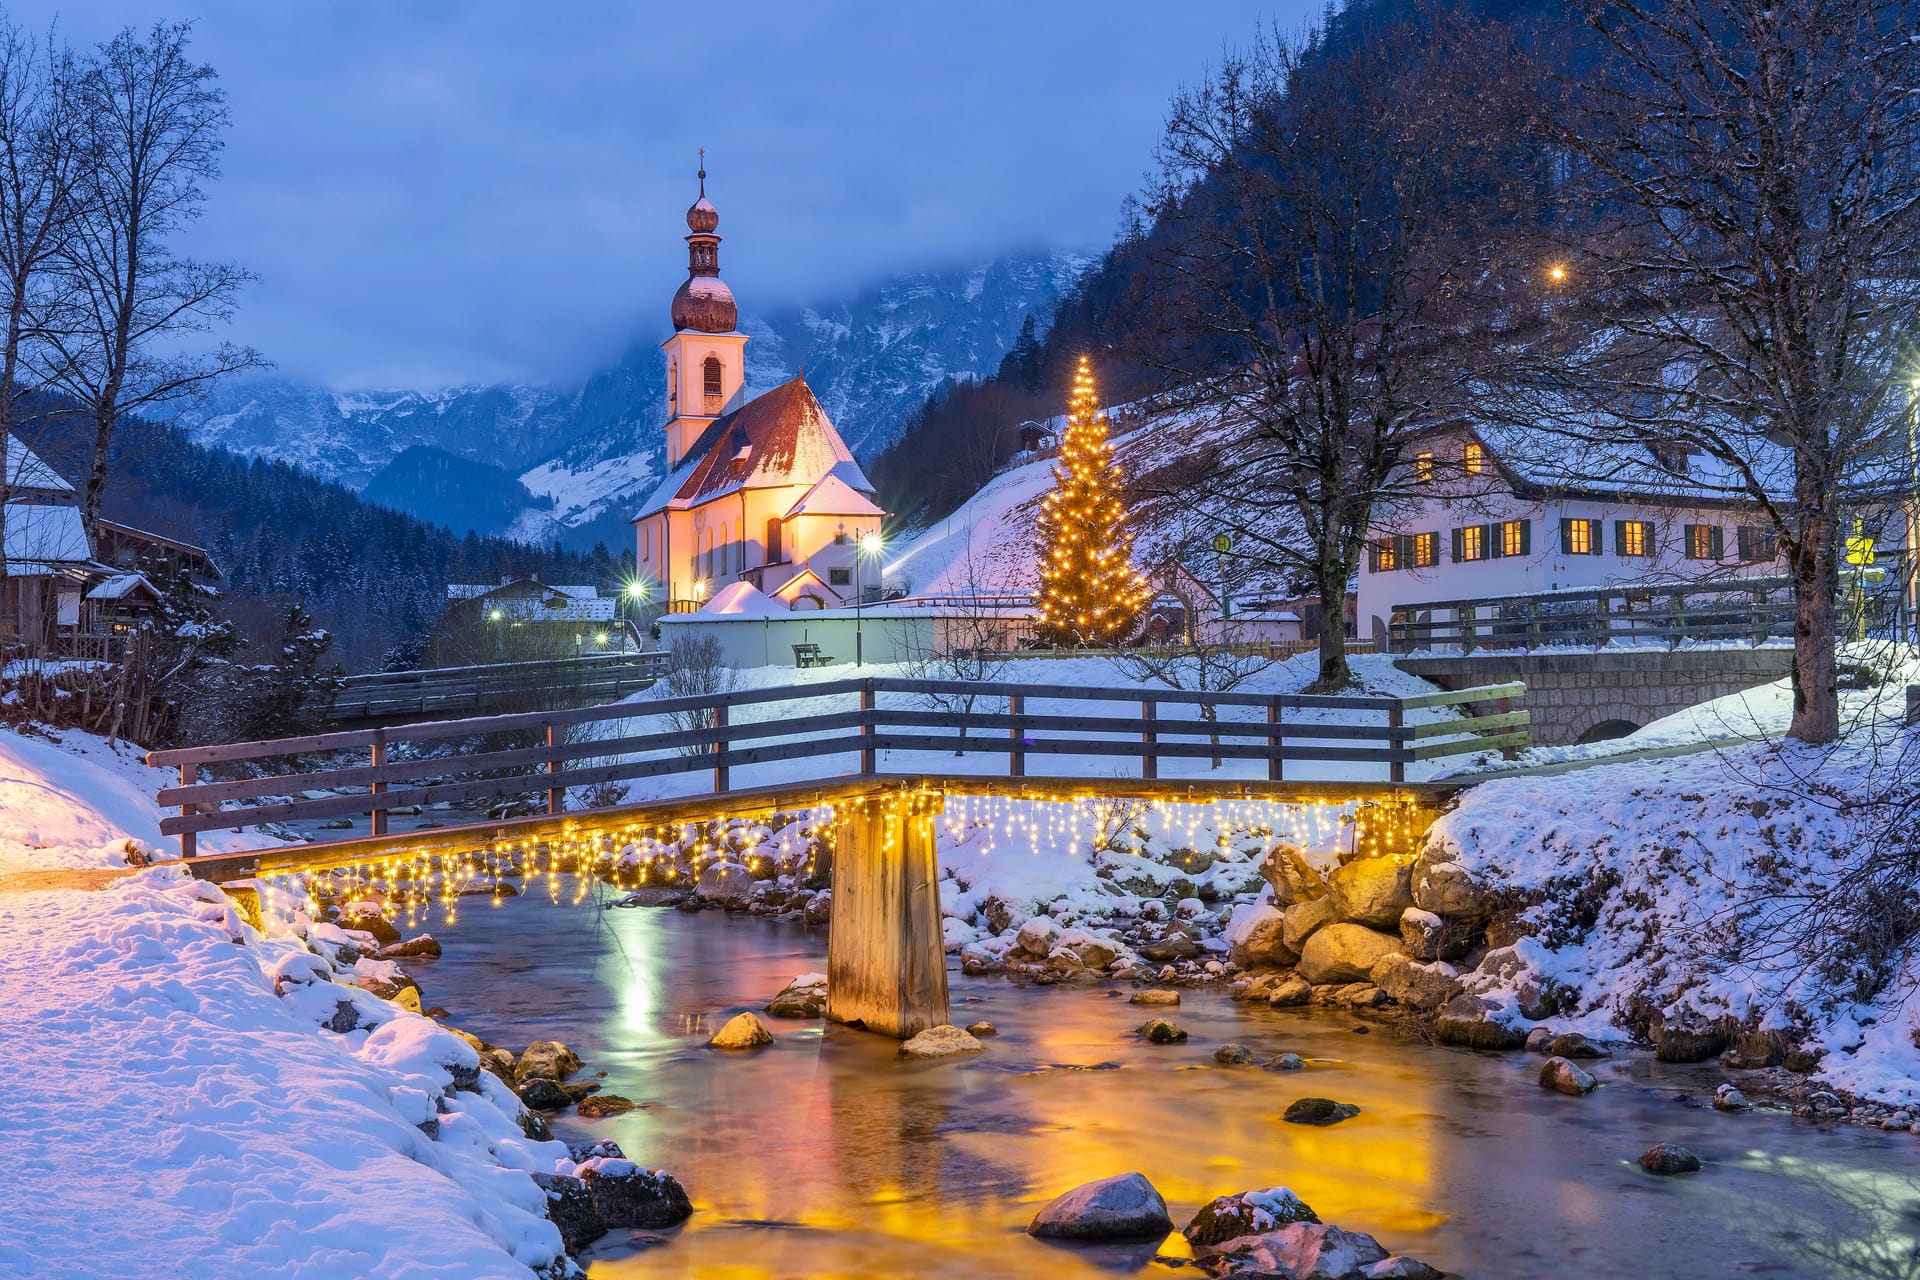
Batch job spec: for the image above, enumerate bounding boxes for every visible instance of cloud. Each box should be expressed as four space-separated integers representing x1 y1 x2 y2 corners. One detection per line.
9 0 1316 387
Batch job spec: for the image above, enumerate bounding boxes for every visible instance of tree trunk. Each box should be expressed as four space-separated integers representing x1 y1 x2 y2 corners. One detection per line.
1788 500 1840 744
1313 561 1351 690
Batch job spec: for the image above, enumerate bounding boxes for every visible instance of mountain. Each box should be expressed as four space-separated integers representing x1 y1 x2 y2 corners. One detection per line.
180 248 1092 548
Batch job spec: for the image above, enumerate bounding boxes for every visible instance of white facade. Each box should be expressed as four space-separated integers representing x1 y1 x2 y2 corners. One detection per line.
1357 427 1783 644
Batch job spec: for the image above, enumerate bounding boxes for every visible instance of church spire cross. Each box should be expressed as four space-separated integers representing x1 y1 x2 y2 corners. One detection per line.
698 148 706 197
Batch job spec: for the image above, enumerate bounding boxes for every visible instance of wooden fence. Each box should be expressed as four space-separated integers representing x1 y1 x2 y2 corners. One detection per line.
148 677 1527 856
1389 577 1795 652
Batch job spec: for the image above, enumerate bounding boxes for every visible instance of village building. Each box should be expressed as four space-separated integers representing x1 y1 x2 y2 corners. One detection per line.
633 168 885 613
1357 423 1788 648
429 578 633 666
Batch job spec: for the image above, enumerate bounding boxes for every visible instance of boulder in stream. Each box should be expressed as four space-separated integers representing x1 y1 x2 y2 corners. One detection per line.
575 1158 693 1228
516 1040 583 1083
1214 1043 1256 1065
1639 1143 1702 1174
531 1172 607 1254
1183 1187 1319 1247
1026 1171 1173 1239
1282 1097 1360 1126
1545 1032 1609 1059
1137 1017 1187 1044
1205 1222 1389 1277
518 1077 571 1112
577 1094 637 1118
1129 988 1181 1007
707 1012 774 1050
1713 1084 1751 1112
1538 1056 1599 1096
765 973 827 1018
899 1024 986 1059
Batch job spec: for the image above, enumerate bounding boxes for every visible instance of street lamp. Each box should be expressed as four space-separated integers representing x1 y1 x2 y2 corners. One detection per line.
619 579 649 652
855 530 884 666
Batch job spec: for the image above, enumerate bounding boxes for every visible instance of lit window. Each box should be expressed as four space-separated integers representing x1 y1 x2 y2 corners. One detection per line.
1501 519 1528 557
1414 450 1435 483
1411 532 1438 568
1457 525 1485 562
1563 518 1594 556
1686 524 1720 560
1620 520 1652 557
1464 442 1485 475
1373 537 1399 572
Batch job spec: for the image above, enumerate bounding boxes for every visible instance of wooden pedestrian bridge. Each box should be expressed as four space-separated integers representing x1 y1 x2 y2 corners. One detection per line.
149 676 1528 1038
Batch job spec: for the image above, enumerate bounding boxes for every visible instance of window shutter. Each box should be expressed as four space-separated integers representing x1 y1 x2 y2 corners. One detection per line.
1683 523 1699 558
1483 524 1498 559
1519 519 1532 555
1368 541 1381 573
1710 525 1724 559
1559 517 1574 555
1614 521 1627 557
1590 520 1603 555
1451 527 1464 562
1645 523 1658 556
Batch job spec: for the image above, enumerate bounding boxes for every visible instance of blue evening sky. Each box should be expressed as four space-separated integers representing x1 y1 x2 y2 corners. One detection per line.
10 2 1308 387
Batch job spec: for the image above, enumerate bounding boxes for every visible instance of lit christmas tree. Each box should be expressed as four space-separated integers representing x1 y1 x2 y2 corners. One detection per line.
1033 356 1150 646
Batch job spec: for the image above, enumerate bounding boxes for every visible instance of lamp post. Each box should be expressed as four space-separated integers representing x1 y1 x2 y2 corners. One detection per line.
620 579 649 652
855 530 883 666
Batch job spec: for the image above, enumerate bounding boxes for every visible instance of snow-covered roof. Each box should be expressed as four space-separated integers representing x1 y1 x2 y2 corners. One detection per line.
86 572 159 602
4 502 89 574
1460 417 1786 504
701 580 784 617
785 473 885 520
1234 609 1301 622
546 584 599 600
3 435 72 495
483 595 617 623
635 376 868 518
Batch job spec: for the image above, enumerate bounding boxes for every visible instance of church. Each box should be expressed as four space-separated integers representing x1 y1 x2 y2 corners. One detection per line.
633 168 886 613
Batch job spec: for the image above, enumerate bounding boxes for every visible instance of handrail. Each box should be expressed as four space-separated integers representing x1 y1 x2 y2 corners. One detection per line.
147 677 1530 855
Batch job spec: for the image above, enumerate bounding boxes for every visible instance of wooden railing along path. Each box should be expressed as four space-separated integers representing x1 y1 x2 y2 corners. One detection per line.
1390 577 1795 653
327 650 673 725
148 676 1528 857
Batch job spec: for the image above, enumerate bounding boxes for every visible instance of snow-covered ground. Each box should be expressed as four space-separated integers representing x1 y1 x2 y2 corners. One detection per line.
0 727 596 1279
1427 644 1920 1104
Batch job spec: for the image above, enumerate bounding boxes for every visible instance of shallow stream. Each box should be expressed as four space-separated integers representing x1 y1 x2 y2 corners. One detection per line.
417 892 1920 1279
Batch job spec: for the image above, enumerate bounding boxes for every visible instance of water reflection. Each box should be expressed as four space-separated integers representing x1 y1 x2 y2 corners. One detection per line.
416 891 1920 1279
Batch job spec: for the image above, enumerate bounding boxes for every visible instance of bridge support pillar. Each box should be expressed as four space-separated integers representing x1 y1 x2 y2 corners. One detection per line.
826 788 948 1039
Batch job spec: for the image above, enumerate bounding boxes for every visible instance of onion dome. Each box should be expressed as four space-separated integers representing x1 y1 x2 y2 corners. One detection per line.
687 195 719 233
671 274 737 333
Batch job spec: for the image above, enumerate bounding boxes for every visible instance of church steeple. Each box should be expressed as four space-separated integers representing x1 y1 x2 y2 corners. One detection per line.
661 154 748 468
670 152 736 332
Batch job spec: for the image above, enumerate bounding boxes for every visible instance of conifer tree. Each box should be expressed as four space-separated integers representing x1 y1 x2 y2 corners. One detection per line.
1033 356 1149 646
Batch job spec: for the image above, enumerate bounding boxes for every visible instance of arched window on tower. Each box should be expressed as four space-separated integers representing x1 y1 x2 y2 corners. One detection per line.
703 356 724 411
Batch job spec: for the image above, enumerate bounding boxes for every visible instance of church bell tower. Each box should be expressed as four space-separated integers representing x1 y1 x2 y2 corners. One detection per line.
661 156 748 468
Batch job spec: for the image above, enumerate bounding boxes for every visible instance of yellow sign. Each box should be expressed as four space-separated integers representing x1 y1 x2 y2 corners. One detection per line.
1846 535 1875 566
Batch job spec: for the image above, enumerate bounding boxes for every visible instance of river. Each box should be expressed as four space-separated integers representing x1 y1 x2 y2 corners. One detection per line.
414 889 1920 1279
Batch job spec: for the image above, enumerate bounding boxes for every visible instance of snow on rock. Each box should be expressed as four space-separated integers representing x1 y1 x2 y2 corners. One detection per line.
0 727 584 1279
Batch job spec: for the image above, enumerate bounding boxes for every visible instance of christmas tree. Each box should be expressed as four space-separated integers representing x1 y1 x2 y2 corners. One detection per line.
1033 356 1150 646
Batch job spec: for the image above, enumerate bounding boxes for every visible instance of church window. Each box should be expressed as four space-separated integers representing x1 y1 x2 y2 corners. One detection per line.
703 356 723 398
766 518 783 563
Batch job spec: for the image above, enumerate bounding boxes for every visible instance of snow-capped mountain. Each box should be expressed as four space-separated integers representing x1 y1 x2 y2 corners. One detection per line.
180 248 1092 547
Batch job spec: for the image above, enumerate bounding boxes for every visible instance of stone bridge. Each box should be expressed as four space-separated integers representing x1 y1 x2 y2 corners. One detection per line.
1394 648 1793 746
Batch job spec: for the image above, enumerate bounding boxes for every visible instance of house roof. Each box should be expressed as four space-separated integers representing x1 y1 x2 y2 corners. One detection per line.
86 572 160 602
785 472 885 520
4 435 72 495
635 376 874 519
1457 417 1784 506
4 502 89 574
771 565 843 603
95 518 223 580
482 595 617 623
701 580 785 617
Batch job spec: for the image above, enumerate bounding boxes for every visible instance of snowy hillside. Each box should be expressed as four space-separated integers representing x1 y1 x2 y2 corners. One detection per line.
179 249 1090 547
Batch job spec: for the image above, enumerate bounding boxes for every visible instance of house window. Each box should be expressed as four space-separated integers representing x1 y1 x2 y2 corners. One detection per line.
1410 531 1438 568
702 356 723 398
1735 525 1778 561
1616 520 1654 558
1453 524 1486 562
1500 519 1531 558
1370 537 1398 572
1414 450 1435 483
1561 517 1598 556
828 567 851 587
1464 442 1485 475
1685 523 1724 560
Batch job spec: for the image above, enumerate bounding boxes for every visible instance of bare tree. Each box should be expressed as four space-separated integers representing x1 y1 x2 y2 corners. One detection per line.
1132 8 1533 690
0 20 84 608
1524 0 1920 744
50 20 263 540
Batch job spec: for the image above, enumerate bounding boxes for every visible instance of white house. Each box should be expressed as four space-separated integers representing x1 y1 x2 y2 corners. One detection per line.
1357 423 1785 646
632 167 885 612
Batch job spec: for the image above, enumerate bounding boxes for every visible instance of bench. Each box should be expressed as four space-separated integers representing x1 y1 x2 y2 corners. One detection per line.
792 643 836 668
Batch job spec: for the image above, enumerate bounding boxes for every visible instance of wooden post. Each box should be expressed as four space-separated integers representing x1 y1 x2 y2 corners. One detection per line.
860 680 877 775
1267 696 1282 781
1008 693 1025 778
1388 701 1406 784
825 791 950 1038
178 762 197 859
1141 698 1158 780
369 729 388 836
545 722 561 815
1525 599 1540 650
712 702 730 793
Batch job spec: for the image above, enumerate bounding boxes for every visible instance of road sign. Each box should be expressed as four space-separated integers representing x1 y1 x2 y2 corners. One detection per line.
1846 535 1875 566
1211 533 1231 554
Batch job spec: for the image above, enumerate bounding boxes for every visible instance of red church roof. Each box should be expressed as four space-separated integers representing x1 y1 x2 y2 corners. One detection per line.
635 376 873 517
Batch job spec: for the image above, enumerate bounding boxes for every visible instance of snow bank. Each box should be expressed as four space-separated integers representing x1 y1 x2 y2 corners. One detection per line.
0 727 581 1278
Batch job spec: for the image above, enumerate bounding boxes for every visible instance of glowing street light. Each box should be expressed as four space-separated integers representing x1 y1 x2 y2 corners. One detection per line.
855 530 885 666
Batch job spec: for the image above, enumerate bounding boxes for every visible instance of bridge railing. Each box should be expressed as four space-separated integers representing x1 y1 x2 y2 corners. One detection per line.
1389 576 1795 653
146 676 1528 856
328 650 673 723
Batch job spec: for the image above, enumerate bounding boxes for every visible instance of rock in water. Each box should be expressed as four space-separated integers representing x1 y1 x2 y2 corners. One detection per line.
1183 1187 1319 1247
965 1021 997 1036
1369 954 1461 1011
1713 1084 1751 1112
516 1040 583 1084
707 1011 774 1049
1538 1056 1599 1095
1265 1053 1307 1071
1653 1017 1730 1063
1208 1223 1389 1276
531 1172 607 1254
577 1094 637 1117
1283 1097 1361 1126
899 1024 986 1059
576 1158 694 1228
1545 1032 1609 1059
1137 1017 1188 1044
1214 1043 1256 1065
1267 977 1312 1008
1365 1257 1446 1278
1525 1025 1556 1053
1433 994 1526 1050
1639 1143 1702 1174
764 973 827 1018
1129 988 1181 1007
1026 1171 1174 1239
518 1077 571 1112
381 934 443 959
